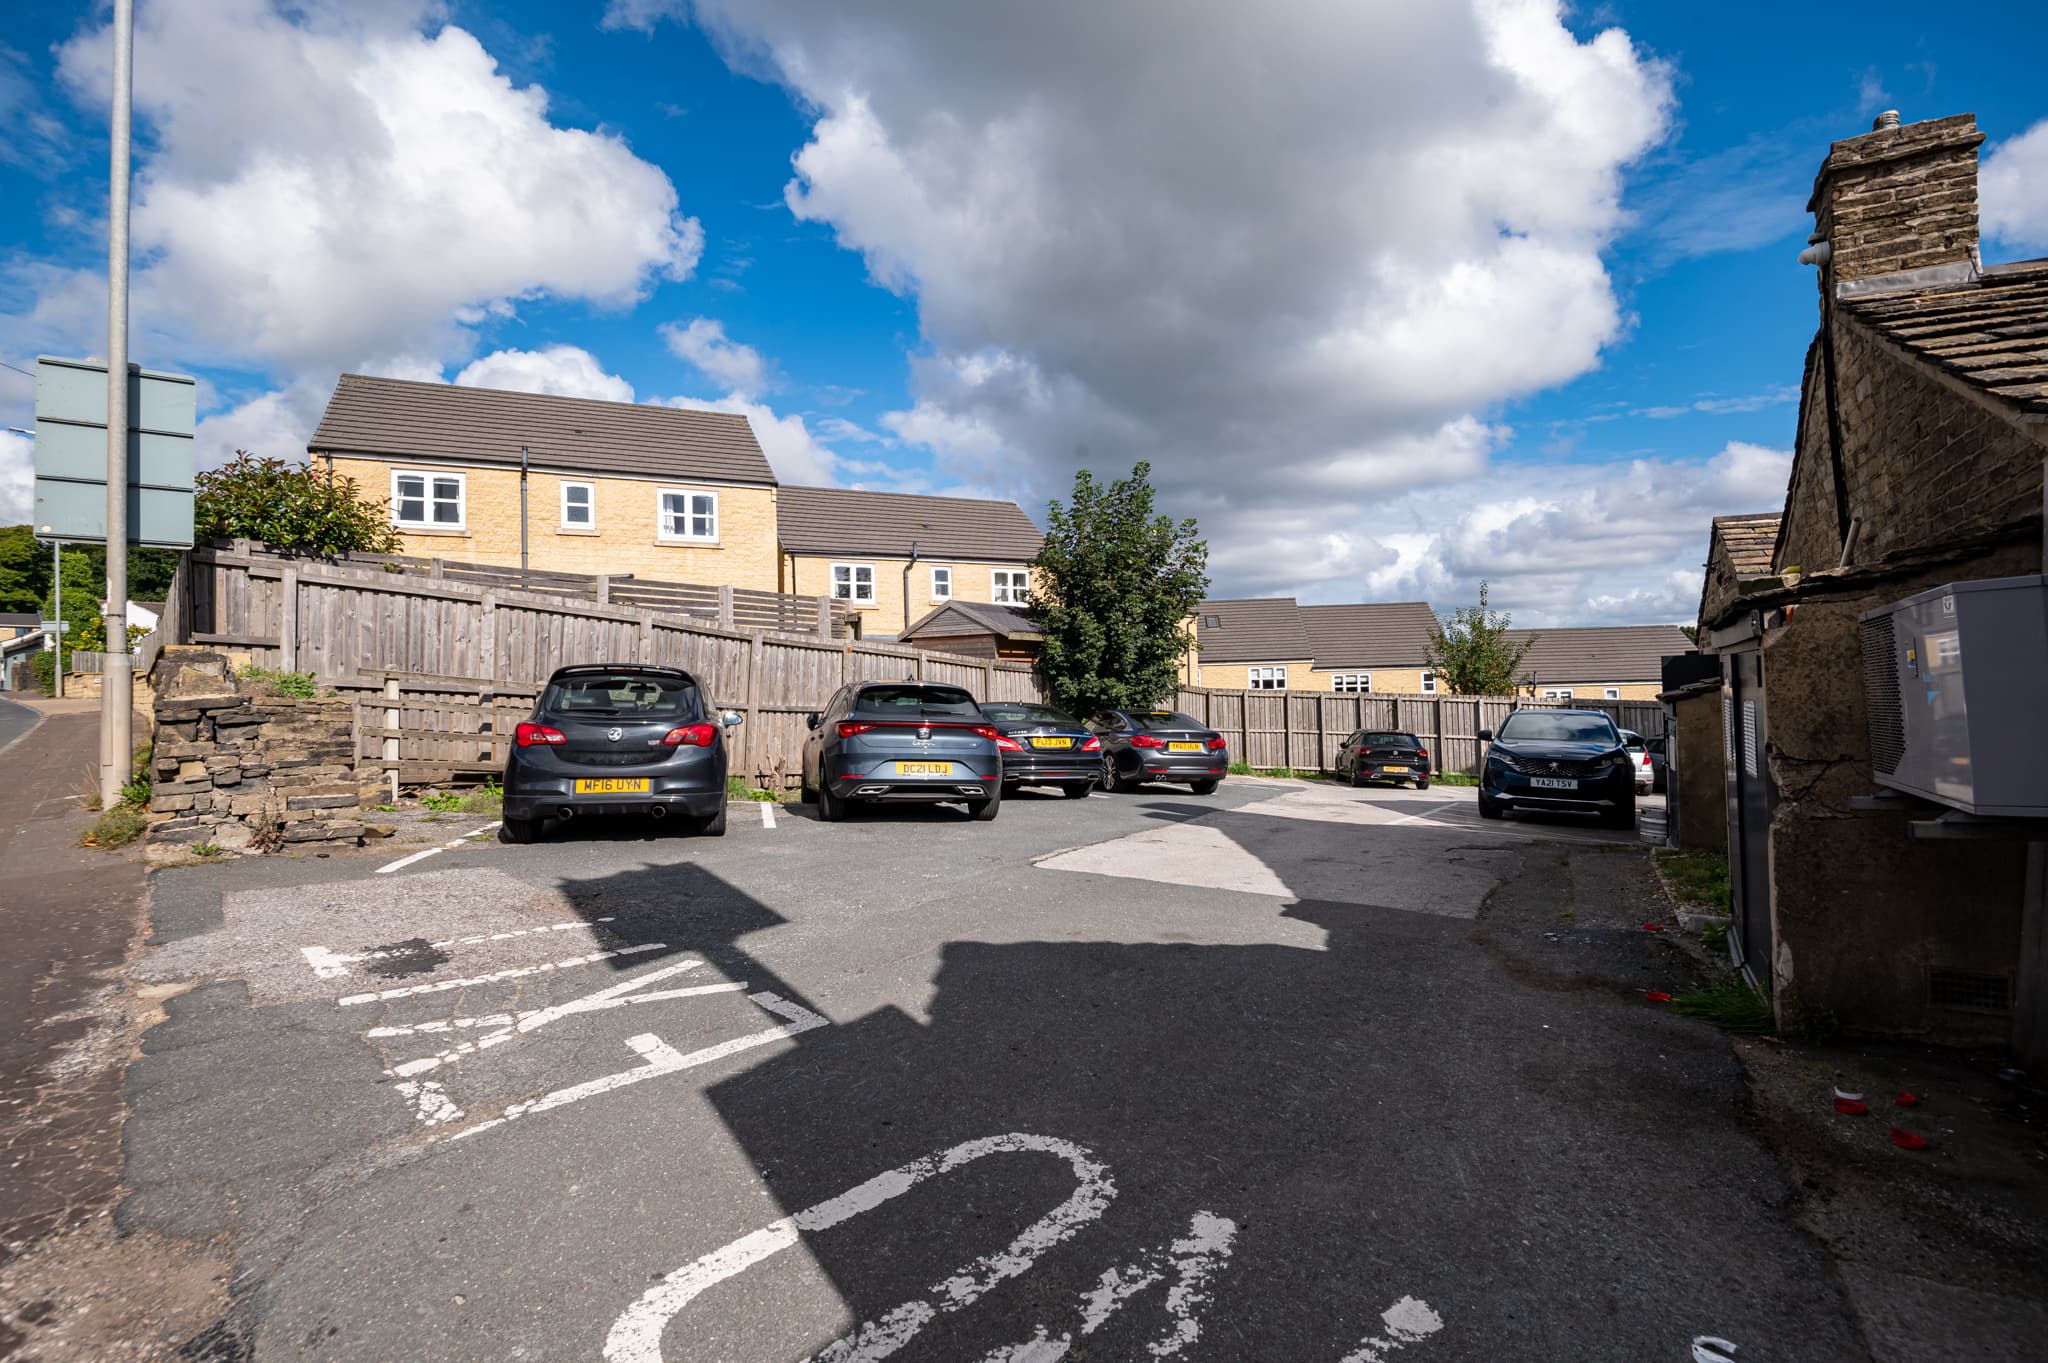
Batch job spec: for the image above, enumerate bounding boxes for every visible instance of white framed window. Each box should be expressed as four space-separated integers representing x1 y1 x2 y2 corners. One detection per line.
832 563 877 605
1543 687 1575 700
931 566 953 600
1330 673 1372 693
992 568 1030 604
1420 670 1437 694
560 481 594 529
1248 665 1287 690
392 470 465 529
1603 687 1621 700
657 488 718 542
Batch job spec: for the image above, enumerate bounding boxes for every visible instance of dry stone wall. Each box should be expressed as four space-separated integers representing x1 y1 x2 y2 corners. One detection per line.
147 650 364 851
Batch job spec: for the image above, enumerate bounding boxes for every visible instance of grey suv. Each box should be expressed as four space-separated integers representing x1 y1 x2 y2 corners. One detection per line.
801 682 1003 821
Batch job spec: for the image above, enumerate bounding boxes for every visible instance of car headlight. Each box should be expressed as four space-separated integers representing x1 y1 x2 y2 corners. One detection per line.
1489 751 1521 773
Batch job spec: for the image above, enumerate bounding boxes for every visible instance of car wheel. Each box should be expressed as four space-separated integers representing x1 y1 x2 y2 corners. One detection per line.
1348 765 1364 788
500 816 538 844
968 788 1002 821
816 780 845 822
1099 753 1133 794
1190 778 1220 795
1477 793 1503 820
697 802 728 837
1062 782 1093 799
798 772 817 803
1416 779 1431 791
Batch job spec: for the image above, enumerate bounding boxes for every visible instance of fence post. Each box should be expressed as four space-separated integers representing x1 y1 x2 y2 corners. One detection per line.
383 675 400 803
718 585 735 629
743 630 764 779
639 611 657 663
279 567 299 671
816 598 834 641
479 592 497 681
596 574 610 606
1314 695 1327 773
430 559 444 581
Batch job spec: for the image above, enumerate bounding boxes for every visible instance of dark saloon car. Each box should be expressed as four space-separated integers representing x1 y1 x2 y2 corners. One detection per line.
1476 708 1635 827
1336 729 1432 789
979 701 1101 798
801 682 1003 821
1090 708 1229 794
501 664 740 842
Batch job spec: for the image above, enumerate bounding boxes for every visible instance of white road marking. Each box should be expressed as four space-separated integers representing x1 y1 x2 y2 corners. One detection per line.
302 918 617 979
604 1133 1115 1363
1336 1296 1445 1363
453 990 830 1142
393 1079 463 1126
373 821 502 875
760 801 776 829
334 943 664 1005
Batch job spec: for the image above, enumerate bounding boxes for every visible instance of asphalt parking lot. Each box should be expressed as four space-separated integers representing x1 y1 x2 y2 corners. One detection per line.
124 774 1863 1362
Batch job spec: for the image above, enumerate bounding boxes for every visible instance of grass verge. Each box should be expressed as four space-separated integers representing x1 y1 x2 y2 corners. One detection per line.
1654 847 1731 912
726 775 779 802
1672 973 1773 1032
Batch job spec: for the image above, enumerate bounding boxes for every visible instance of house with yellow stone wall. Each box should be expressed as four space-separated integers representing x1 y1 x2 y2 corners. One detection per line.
1505 625 1693 702
1189 598 1441 694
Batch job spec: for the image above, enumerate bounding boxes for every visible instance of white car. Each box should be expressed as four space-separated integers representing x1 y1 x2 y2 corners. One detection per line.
1619 729 1655 793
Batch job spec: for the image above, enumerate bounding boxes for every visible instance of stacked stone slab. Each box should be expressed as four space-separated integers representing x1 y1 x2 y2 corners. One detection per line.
146 649 364 851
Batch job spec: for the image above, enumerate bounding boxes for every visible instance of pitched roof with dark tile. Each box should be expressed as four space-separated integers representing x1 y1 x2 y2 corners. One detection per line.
1712 513 1783 577
776 485 1043 562
1844 259 2048 418
1299 601 1438 669
0 612 40 629
308 373 778 486
1504 624 1696 685
1195 598 1313 663
901 599 1042 641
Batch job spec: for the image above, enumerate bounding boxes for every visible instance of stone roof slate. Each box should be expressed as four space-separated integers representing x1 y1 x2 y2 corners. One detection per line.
777 486 1044 562
1712 513 1783 577
1844 259 2048 419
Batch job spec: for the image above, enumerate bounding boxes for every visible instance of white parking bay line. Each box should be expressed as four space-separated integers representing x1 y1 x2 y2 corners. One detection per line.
302 918 617 980
374 821 503 875
759 801 776 829
335 943 665 1005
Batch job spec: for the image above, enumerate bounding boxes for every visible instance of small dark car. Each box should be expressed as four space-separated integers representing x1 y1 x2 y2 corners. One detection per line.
501 664 739 843
979 701 1100 798
1090 708 1229 794
1336 729 1432 789
801 682 1003 821
1477 708 1635 827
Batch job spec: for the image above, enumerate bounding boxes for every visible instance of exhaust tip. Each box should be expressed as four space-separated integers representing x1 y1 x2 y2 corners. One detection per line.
556 805 576 820
649 804 667 820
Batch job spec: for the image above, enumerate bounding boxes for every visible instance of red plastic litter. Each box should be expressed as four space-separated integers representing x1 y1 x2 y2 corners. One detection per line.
1833 1097 1868 1116
1641 922 1665 932
1889 1128 1929 1150
1894 1091 1920 1108
1645 991 1673 1004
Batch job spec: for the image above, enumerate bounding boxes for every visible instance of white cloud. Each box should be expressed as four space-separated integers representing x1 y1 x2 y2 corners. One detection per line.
454 346 635 402
53 0 701 376
192 378 334 469
659 392 842 486
600 0 690 34
686 0 1679 609
1981 119 2048 256
660 319 770 397
0 430 31 523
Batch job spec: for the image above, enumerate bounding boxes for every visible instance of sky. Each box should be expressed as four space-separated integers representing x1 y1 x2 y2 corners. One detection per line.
2 0 2045 627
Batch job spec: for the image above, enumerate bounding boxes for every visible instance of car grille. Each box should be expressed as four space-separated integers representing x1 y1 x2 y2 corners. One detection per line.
558 750 660 767
1507 755 1603 778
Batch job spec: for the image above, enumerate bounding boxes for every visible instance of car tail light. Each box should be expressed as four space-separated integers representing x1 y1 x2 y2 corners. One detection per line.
1206 736 1227 750
1081 736 1101 752
973 725 1001 741
1129 733 1165 749
837 721 875 738
662 724 718 747
1417 748 1429 760
514 722 565 747
994 734 1023 752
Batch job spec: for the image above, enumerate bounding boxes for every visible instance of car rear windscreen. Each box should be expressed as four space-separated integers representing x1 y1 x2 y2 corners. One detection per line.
980 703 1078 725
544 673 701 718
856 685 981 717
1498 712 1619 744
1361 732 1421 748
1134 711 1206 730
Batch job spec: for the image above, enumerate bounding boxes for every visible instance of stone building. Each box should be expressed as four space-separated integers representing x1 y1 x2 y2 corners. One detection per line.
1694 111 2047 1061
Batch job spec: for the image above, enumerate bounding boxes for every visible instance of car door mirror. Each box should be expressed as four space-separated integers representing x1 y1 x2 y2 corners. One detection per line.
721 710 743 728
1477 728 1492 742
805 712 820 730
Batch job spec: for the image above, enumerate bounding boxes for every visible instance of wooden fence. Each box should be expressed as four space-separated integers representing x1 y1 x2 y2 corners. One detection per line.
161 544 1668 790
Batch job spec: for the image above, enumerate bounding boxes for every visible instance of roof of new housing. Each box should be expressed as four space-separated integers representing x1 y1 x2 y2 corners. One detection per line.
776 485 1044 562
1194 598 1314 663
0 612 38 629
1299 601 1438 669
308 373 779 487
1843 259 2048 418
1505 624 1695 685
900 599 1043 643
1711 513 1783 577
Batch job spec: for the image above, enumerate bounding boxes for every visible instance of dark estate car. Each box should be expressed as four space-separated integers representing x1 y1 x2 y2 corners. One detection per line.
1477 708 1636 827
501 664 740 842
802 682 1003 821
1336 729 1432 789
979 701 1101 799
1090 708 1229 794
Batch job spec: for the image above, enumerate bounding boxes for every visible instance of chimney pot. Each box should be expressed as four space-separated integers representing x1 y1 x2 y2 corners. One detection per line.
1873 109 1901 131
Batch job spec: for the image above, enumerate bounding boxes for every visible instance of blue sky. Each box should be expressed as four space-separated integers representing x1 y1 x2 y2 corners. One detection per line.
2 1 2045 625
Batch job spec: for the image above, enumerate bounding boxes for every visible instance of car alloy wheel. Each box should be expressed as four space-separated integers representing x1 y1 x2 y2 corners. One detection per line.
1099 753 1119 792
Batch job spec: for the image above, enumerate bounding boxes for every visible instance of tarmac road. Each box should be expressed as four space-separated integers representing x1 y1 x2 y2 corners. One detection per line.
126 776 1866 1361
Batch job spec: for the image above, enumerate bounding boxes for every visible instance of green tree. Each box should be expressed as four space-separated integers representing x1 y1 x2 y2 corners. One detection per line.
0 525 52 613
1427 581 1534 696
1031 462 1209 714
194 452 401 555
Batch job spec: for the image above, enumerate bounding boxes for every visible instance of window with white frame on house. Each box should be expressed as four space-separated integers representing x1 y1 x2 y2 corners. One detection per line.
1248 665 1287 690
392 471 465 528
931 566 952 600
1420 670 1437 694
832 563 877 605
1330 673 1372 693
1604 687 1621 700
560 481 594 529
657 488 718 541
992 568 1030 604
1543 687 1575 699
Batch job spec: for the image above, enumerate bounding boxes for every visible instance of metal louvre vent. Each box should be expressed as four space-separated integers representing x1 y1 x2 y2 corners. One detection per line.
1860 615 1904 776
1927 968 2012 1015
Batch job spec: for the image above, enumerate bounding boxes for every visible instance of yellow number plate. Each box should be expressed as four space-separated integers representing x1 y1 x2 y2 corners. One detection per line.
895 761 953 776
1167 741 1205 752
1382 765 1410 773
1029 736 1073 749
574 778 650 794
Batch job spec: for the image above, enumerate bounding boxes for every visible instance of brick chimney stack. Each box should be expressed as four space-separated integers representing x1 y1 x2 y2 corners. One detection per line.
1807 112 1985 286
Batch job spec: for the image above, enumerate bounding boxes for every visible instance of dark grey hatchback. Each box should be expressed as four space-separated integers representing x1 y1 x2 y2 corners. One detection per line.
801 682 1004 821
501 665 739 843
1091 708 1229 794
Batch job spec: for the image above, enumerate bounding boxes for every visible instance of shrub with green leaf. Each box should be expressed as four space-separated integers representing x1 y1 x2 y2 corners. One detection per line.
236 665 319 699
1427 581 1534 696
195 453 402 556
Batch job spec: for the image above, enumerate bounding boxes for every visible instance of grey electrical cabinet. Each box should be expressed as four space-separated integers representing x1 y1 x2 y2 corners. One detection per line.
1857 575 2048 817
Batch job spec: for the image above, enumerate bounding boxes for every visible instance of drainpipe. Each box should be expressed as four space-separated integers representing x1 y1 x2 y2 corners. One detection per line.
902 537 921 636
1802 233 1854 552
519 444 529 576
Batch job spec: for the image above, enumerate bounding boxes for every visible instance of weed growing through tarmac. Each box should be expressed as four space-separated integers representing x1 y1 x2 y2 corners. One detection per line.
1431 772 1480 787
82 804 149 849
726 775 778 802
1226 760 1252 775
191 842 227 859
1655 848 1731 912
1700 919 1728 951
1673 974 1773 1032
420 790 464 814
460 780 503 816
